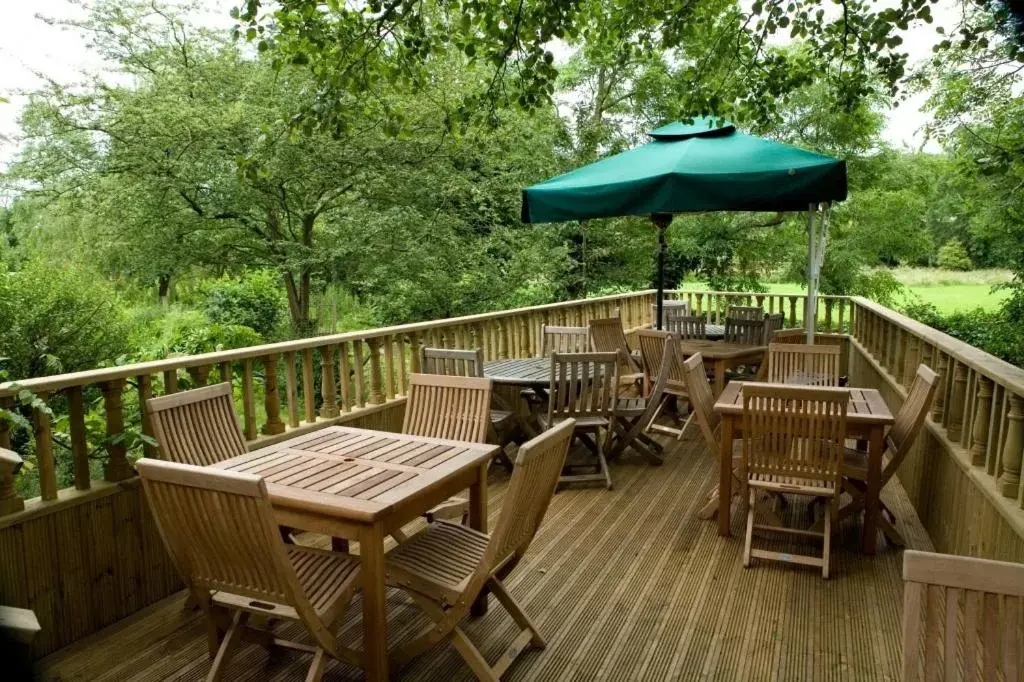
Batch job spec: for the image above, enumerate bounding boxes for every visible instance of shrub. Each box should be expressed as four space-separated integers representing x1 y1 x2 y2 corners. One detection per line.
936 240 973 271
135 308 264 359
201 271 286 338
901 296 1024 369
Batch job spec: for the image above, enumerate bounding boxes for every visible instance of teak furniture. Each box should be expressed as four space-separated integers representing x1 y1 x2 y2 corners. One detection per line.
146 383 246 466
678 339 767 397
651 299 689 328
588 317 644 393
902 550 1023 682
636 329 693 439
726 305 764 321
210 426 498 682
723 317 765 345
137 458 363 681
739 384 849 578
540 325 590 356
608 338 673 463
766 342 841 386
665 313 707 340
384 419 576 682
539 352 619 489
714 381 894 553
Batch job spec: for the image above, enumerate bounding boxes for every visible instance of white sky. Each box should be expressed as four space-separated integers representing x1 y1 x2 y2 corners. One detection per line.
0 0 956 168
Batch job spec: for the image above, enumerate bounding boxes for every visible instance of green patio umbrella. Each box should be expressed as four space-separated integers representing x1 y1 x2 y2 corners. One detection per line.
521 118 848 340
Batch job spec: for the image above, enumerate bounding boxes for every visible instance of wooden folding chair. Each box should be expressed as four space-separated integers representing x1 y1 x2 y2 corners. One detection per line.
651 299 689 328
636 329 692 439
740 383 848 578
385 419 576 682
836 365 937 546
723 317 765 344
420 347 527 465
588 317 644 394
137 459 362 681
763 313 785 344
665 313 706 340
766 342 841 386
403 373 493 527
539 352 619 489
540 325 590 356
901 550 1023 682
608 339 673 464
727 305 764 321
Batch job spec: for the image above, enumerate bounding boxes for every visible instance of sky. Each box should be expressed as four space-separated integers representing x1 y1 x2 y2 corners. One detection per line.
0 0 957 168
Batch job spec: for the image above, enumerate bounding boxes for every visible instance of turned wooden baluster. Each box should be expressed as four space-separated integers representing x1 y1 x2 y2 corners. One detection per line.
969 377 994 467
241 360 257 440
931 354 948 424
946 361 968 442
283 351 300 427
394 336 407 396
788 297 797 327
262 354 285 435
0 399 25 514
338 342 353 410
383 336 396 400
219 361 232 384
824 299 833 331
163 369 179 394
102 381 132 482
353 341 366 408
409 333 422 373
136 375 157 459
302 348 317 422
999 393 1023 499
320 345 339 418
186 365 210 387
499 320 510 359
367 338 385 405
67 386 91 490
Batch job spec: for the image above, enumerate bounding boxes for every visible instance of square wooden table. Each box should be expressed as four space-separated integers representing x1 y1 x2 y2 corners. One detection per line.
678 340 767 397
713 382 895 554
213 426 498 681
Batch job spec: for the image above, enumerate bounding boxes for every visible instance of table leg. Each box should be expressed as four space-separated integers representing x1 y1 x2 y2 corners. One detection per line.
360 522 389 681
469 462 489 616
718 416 734 537
713 360 727 398
861 425 884 555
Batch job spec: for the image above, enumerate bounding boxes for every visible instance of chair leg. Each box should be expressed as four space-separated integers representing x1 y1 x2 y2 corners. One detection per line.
597 431 613 490
676 411 694 440
305 649 326 682
207 611 247 682
488 577 546 648
878 513 905 547
697 487 720 520
822 504 832 579
450 627 501 682
743 489 755 568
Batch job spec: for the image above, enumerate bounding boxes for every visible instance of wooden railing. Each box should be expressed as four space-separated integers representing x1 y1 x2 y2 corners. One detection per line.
850 297 1024 555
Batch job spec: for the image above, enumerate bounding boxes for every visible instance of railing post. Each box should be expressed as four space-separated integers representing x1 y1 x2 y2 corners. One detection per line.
998 393 1023 499
0 447 24 515
67 386 91 490
383 336 396 400
262 354 285 435
353 342 366 408
824 299 834 331
102 381 132 482
186 365 210 387
932 354 948 424
338 342 353 409
137 375 158 459
241 360 257 440
969 377 993 467
302 348 317 422
163 369 178 394
283 351 300 427
367 338 385 405
788 296 797 327
320 345 339 418
409 333 422 373
946 362 968 442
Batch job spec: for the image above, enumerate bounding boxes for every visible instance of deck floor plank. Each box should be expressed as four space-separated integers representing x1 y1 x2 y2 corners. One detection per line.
37 433 932 682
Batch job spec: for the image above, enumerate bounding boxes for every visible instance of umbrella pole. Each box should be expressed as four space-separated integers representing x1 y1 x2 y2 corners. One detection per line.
805 205 817 344
652 214 673 330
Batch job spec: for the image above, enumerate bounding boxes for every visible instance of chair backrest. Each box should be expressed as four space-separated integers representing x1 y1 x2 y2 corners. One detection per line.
482 418 575 571
137 458 341 654
615 340 676 450
420 347 485 378
146 383 246 466
883 364 939 482
682 353 720 454
588 317 640 375
402 373 492 443
547 352 619 422
727 305 764 321
767 343 841 386
636 329 686 389
541 325 590 356
763 313 785 344
666 314 706 340
723 317 764 345
740 383 848 489
902 549 1024 682
651 299 689 328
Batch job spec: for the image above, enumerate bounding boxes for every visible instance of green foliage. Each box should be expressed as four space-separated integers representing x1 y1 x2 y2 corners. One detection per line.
201 271 286 339
936 239 974 271
902 297 1024 369
133 308 264 359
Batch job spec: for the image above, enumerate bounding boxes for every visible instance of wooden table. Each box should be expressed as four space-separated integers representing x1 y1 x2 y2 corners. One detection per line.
484 357 553 388
713 382 894 554
677 340 767 397
214 426 498 681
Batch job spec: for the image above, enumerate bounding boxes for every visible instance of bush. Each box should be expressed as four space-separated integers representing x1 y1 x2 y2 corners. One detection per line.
134 308 264 359
0 260 134 379
901 296 1024 369
936 240 973 271
201 271 286 338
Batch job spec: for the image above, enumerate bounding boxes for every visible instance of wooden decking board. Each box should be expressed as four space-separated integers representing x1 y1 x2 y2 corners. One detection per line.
38 433 933 682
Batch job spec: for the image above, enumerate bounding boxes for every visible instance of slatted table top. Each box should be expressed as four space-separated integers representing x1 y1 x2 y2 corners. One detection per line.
677 340 767 360
484 357 554 386
714 381 894 425
213 426 497 522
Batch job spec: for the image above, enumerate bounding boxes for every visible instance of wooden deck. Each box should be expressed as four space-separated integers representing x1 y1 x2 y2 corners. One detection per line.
37 432 932 682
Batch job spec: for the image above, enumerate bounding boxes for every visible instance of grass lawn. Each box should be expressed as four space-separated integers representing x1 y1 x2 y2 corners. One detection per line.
678 268 1011 314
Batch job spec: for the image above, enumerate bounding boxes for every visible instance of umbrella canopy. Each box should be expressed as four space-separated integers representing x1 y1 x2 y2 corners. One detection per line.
522 119 847 223
520 119 847 339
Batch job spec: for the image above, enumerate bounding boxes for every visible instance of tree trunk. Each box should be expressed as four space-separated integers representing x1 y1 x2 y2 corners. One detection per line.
282 213 318 335
157 274 171 306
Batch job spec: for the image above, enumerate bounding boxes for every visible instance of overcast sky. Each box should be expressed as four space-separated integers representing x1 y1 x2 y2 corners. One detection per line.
0 0 955 168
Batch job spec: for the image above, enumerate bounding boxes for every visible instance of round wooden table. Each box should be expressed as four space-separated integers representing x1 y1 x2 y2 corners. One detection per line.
482 357 553 388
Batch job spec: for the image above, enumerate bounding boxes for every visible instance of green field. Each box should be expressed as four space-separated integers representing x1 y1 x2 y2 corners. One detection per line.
678 268 1012 314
